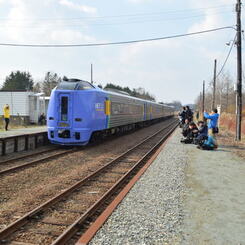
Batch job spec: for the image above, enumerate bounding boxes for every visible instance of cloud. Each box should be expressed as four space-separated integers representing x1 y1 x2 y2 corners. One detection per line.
128 0 151 3
186 0 235 65
189 0 234 8
59 0 97 14
0 0 96 44
0 0 237 104
50 29 96 43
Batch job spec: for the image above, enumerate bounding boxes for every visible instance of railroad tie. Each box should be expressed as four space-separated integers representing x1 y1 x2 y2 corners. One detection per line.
40 221 71 227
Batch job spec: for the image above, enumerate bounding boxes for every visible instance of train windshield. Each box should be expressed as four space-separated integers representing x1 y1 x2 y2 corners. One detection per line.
57 81 94 90
61 96 68 121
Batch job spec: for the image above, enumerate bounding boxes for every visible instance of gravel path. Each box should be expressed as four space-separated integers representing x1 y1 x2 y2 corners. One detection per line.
90 128 187 245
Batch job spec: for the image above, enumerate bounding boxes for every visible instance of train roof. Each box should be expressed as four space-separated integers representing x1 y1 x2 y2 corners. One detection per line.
104 88 130 96
56 79 95 90
103 89 170 107
56 78 171 107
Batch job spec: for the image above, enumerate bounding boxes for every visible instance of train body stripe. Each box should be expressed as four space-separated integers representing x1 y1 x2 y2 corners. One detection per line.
105 100 111 116
105 98 111 128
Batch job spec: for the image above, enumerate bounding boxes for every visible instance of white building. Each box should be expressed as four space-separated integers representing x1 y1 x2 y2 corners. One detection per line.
0 91 49 124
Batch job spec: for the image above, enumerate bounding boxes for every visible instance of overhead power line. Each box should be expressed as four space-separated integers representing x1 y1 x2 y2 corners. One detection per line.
0 26 234 48
0 10 233 29
0 4 234 22
215 34 237 79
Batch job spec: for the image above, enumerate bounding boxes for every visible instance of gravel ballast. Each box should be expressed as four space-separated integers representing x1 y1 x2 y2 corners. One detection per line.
0 119 175 229
90 128 245 245
90 129 187 245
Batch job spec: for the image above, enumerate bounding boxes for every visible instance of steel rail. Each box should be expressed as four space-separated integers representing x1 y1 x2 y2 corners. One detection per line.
0 148 76 176
52 122 178 245
0 119 178 242
0 147 58 165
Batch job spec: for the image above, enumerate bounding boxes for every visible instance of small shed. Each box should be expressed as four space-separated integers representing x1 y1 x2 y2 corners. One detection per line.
0 90 49 124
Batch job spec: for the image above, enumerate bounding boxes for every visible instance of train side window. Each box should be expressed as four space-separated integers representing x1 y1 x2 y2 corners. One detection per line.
111 102 142 115
111 102 120 115
61 96 68 121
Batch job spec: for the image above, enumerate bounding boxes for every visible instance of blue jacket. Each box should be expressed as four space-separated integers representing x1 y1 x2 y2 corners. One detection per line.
203 135 215 148
204 112 219 129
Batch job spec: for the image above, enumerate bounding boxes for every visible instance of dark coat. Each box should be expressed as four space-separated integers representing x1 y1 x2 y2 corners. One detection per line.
186 108 193 120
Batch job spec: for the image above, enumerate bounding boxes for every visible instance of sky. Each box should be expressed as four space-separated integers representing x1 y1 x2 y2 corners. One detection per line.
0 0 240 104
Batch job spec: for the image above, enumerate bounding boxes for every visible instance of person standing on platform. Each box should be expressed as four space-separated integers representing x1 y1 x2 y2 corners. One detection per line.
185 106 193 121
182 118 190 137
204 108 219 148
179 106 186 126
3 104 10 131
196 111 199 121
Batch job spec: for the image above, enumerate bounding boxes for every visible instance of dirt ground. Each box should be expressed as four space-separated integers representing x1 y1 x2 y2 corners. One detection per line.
182 130 245 245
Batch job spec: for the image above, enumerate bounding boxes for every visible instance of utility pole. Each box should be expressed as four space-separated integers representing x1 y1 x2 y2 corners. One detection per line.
199 92 202 112
91 63 93 84
212 59 217 109
202 80 205 119
236 0 242 141
226 82 229 112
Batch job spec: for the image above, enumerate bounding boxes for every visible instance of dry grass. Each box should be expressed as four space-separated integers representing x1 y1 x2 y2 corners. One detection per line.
218 112 245 159
219 112 245 135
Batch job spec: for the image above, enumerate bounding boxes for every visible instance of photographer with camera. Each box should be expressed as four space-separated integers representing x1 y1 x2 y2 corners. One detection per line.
204 109 219 149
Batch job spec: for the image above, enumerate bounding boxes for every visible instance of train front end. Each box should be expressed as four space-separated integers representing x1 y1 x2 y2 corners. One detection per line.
47 79 99 145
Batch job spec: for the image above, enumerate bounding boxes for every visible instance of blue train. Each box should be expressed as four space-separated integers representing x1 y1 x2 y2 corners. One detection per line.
47 78 174 145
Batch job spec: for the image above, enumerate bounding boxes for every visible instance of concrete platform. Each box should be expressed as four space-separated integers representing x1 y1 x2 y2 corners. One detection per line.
0 126 48 156
182 136 245 244
0 126 46 139
89 129 245 245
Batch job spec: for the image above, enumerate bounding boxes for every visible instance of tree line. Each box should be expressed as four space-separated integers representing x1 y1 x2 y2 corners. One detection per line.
1 71 61 96
195 72 245 114
0 71 159 103
104 83 156 101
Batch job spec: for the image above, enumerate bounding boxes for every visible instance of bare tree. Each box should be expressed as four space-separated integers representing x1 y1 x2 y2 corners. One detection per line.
33 82 42 93
42 72 61 96
195 71 239 113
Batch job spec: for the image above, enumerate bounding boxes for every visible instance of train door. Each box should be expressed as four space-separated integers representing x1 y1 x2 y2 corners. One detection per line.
57 93 72 128
104 97 111 129
144 103 147 121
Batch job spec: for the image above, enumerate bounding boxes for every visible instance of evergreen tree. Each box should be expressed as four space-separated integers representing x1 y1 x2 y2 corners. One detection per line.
2 71 33 90
104 83 155 101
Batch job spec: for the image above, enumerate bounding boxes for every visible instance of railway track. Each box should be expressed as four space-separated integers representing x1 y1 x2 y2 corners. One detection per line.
0 147 76 176
0 118 178 245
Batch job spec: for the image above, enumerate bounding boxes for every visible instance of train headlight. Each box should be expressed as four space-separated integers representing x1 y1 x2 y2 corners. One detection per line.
58 122 70 127
75 118 82 122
